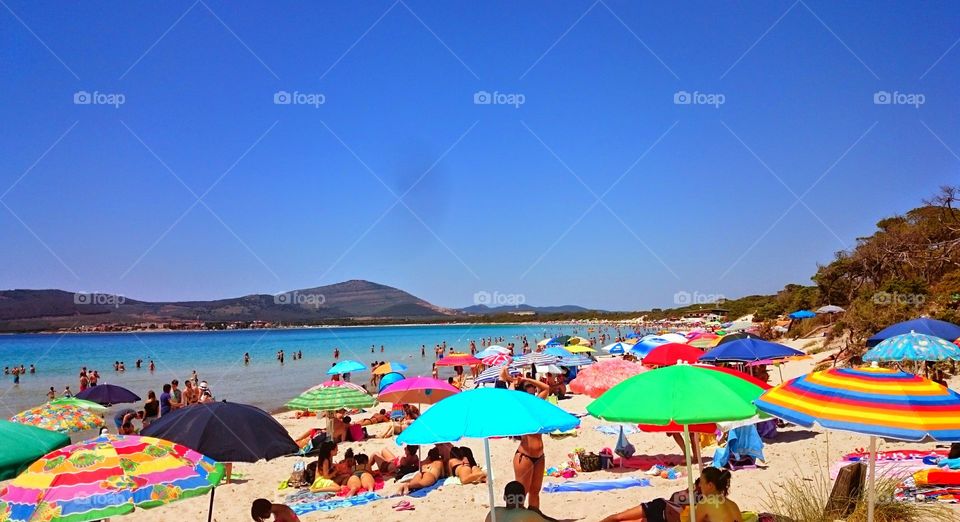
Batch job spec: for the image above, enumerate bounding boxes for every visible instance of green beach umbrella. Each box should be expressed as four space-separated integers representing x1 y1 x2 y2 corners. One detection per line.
49 397 109 414
587 364 764 522
286 381 375 411
0 420 70 480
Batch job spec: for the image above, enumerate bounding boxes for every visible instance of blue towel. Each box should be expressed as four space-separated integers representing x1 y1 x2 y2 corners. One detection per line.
713 425 765 468
595 424 639 436
288 492 381 515
543 477 650 493
407 479 445 498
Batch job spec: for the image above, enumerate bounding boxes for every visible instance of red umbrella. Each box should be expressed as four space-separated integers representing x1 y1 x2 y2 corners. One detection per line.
435 353 482 366
642 343 704 366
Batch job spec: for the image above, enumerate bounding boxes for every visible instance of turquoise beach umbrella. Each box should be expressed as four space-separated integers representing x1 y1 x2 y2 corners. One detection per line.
327 360 366 375
863 331 960 362
377 372 406 393
397 388 579 522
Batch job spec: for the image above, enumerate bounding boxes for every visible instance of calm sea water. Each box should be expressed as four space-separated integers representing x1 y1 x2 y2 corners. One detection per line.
0 323 623 417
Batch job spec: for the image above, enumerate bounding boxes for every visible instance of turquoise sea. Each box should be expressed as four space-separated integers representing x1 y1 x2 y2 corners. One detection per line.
0 323 626 416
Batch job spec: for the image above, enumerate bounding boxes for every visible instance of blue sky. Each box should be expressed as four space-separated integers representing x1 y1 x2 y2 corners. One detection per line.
1 1 958 311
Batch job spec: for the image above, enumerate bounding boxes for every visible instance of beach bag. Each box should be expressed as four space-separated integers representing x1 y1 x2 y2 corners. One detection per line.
288 460 307 488
348 424 364 442
615 426 636 459
579 452 601 472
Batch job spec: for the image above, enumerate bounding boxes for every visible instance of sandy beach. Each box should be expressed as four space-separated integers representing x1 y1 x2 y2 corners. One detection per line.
68 337 954 522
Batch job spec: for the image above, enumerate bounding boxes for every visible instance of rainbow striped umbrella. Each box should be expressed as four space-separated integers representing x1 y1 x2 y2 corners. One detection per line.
0 434 223 522
10 404 104 434
755 365 960 522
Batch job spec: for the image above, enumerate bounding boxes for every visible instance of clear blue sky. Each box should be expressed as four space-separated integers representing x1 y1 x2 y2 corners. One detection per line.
1 1 958 311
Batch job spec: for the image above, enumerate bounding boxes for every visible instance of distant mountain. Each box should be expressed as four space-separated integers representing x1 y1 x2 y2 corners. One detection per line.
0 280 461 332
459 304 598 315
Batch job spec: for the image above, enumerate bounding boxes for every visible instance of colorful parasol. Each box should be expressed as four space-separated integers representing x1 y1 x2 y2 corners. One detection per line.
48 397 108 414
568 359 646 398
566 336 590 346
563 344 596 353
0 434 223 522
287 381 375 411
481 353 512 366
544 346 574 357
863 331 960 362
372 362 408 375
0 421 70 481
10 404 104 434
435 353 482 367
378 377 460 405
510 352 559 367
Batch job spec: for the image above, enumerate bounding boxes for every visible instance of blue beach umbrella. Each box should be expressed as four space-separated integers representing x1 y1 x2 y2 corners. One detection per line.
866 317 960 347
396 388 580 522
602 342 632 355
558 355 593 367
864 332 960 362
544 346 574 357
378 372 406 392
631 336 671 358
699 338 803 363
788 310 816 319
327 360 366 375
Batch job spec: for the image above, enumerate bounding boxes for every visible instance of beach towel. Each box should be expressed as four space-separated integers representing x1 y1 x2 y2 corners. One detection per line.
713 425 764 469
406 479 446 498
543 477 651 493
289 492 381 515
614 454 684 469
595 424 639 436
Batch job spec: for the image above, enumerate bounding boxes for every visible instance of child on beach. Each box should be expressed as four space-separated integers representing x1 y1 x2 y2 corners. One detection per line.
251 498 300 522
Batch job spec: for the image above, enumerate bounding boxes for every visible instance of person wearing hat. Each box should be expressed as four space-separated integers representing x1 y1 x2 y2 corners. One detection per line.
198 381 215 403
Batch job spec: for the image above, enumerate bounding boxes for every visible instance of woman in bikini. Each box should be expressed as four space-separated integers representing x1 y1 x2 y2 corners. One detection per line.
448 446 486 484
396 447 445 495
371 445 420 476
304 441 342 493
344 453 377 496
501 366 551 518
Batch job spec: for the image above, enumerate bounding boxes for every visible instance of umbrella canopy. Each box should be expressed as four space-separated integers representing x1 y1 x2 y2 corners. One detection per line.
568 359 646 398
436 353 482 367
327 360 366 375
816 305 845 314
864 331 960 362
10 404 104 434
553 335 572 345
476 346 510 358
287 381 375 411
658 333 688 344
566 336 590 346
699 338 803 363
544 346 574 357
688 337 719 349
372 362 408 375
141 402 297 463
0 434 223 522
536 338 555 347
397 388 579 444
75 384 140 406
378 377 460 404
510 353 559 367
866 317 960 347
48 397 108 414
475 365 521 385
563 344 595 353
481 353 512 366
377 372 406 393
788 310 816 319
601 342 633 354
630 336 671 357
557 355 593 367
0 420 70 481
715 332 765 345
642 343 704 366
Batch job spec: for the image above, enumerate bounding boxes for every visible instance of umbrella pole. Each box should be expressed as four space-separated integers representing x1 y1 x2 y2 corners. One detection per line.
867 436 876 522
683 424 696 522
484 438 497 522
694 435 703 474
207 487 215 522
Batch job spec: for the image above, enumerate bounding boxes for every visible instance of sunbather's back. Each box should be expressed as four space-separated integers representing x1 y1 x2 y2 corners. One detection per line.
484 507 549 522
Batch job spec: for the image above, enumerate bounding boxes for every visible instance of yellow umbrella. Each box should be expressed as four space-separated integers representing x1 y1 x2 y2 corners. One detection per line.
567 336 590 346
565 344 595 353
372 362 408 375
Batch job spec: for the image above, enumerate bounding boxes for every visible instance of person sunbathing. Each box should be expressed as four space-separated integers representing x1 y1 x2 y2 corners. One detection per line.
360 408 391 425
343 453 377 496
303 441 344 493
395 448 445 495
600 467 740 522
449 446 486 484
485 481 548 522
371 445 420 476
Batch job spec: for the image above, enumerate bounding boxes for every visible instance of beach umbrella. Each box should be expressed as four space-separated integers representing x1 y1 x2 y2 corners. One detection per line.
0 420 70 480
642 343 703 366
601 342 633 354
75 383 141 406
557 355 593 367
327 360 366 375
564 344 596 353
372 362 408 375
536 338 555 347
378 377 459 404
0 434 223 522
569 359 646 398
688 337 719 349
544 346 574 357
481 353 513 366
863 331 960 362
476 346 510 358
510 352 559 367
436 353 482 367
866 317 960 347
658 333 688 344
10 404 104 434
553 335 572 345
48 397 108 414
287 381 375 411
816 305 845 314
588 364 765 522
755 365 960 522
397 388 580 522
475 364 521 385
534 364 563 374
630 336 670 357
377 372 406 393
715 332 765 345
566 336 589 346
699 338 803 363
788 310 816 319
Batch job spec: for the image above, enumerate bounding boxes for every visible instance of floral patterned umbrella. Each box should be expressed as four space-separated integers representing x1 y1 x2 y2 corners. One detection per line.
0 434 223 522
10 404 104 434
